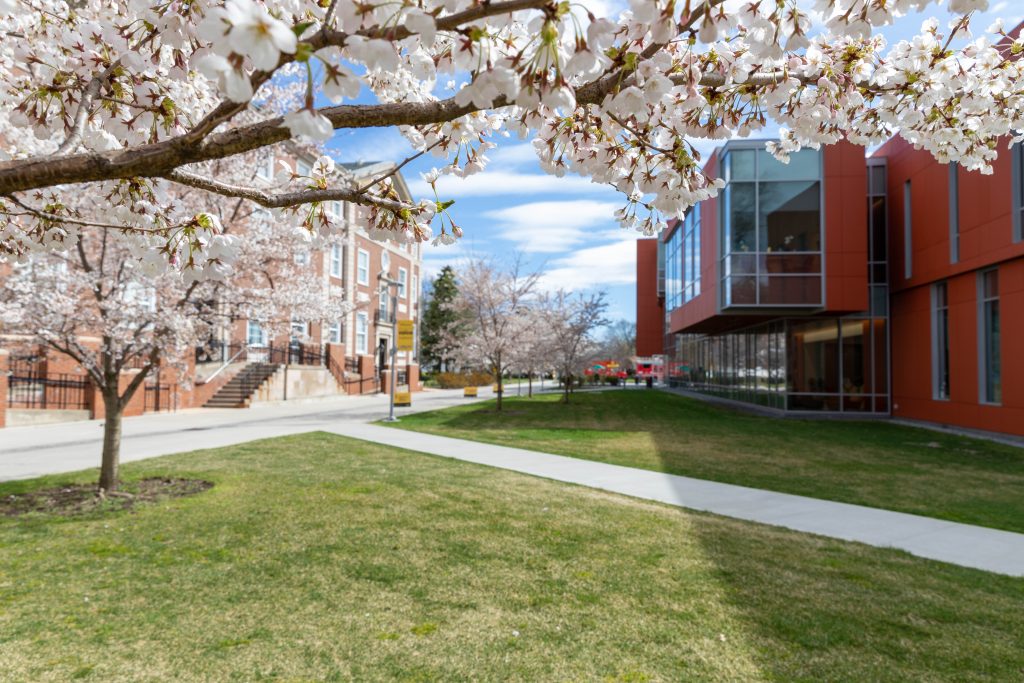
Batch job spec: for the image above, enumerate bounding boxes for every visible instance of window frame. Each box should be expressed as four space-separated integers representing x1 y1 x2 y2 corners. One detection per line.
931 282 950 400
903 180 913 280
328 320 342 344
355 312 369 355
330 244 343 278
357 248 370 285
1013 142 1024 243
977 268 1001 405
247 320 267 347
398 267 408 299
257 152 274 180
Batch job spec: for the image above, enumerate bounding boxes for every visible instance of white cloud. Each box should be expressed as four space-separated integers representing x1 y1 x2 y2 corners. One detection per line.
407 169 616 199
482 199 621 253
536 233 640 292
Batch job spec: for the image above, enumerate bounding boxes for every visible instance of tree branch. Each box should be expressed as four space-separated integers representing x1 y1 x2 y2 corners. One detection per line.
52 76 103 157
163 169 411 213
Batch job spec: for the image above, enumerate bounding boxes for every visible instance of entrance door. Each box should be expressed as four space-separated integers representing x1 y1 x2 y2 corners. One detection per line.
377 338 388 377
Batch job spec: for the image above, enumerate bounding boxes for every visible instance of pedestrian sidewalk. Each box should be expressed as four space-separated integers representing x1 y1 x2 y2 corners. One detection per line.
330 423 1024 577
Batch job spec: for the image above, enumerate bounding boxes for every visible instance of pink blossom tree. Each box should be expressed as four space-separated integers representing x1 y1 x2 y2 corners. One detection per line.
1 0 1021 274
447 258 539 410
0 159 350 491
540 290 609 403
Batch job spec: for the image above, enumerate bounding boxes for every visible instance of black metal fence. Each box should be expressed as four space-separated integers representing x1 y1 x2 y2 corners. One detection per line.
144 381 178 412
7 372 90 410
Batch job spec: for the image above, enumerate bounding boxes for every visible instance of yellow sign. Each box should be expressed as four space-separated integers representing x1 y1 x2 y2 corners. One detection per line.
464 386 478 397
491 383 503 394
397 319 415 351
395 391 412 407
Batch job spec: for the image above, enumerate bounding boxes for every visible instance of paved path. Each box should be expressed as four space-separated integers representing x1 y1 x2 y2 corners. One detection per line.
2 390 1023 576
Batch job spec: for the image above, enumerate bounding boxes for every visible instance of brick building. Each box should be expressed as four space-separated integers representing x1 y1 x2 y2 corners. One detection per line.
637 135 1023 438
1 150 424 427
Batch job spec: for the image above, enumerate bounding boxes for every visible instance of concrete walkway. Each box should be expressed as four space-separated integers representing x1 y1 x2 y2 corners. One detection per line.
330 424 1024 577
2 390 1023 576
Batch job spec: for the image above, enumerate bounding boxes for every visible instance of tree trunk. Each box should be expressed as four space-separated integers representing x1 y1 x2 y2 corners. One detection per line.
98 391 123 492
563 374 571 403
528 375 533 397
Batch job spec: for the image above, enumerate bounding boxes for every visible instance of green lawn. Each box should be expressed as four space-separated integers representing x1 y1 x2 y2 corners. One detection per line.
391 390 1024 533
1 433 1023 681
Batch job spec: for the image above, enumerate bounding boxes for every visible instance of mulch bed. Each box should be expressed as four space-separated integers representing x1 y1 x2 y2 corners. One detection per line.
1 477 213 517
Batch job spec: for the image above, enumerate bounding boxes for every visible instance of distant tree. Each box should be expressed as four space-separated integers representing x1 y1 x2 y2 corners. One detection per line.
448 258 538 411
542 290 610 403
420 265 463 372
598 319 637 369
509 307 555 398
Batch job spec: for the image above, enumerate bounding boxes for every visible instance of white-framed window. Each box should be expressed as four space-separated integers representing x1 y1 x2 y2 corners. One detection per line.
357 248 369 285
379 285 389 320
290 320 309 340
297 159 312 176
355 312 368 355
330 201 343 218
294 249 310 266
412 274 418 305
257 152 274 180
328 320 342 344
381 250 390 273
247 320 267 347
330 244 343 278
125 281 157 312
398 267 408 299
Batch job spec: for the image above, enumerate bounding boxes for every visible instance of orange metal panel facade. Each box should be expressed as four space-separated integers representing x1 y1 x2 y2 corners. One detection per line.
635 239 664 357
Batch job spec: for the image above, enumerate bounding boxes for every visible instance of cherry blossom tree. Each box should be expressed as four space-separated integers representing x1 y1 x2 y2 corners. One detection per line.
541 289 609 403
0 171 350 492
447 257 539 410
1 0 1021 276
508 306 556 397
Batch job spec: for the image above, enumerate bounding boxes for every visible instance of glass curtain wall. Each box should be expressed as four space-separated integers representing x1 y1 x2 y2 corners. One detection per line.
721 147 823 307
664 227 683 310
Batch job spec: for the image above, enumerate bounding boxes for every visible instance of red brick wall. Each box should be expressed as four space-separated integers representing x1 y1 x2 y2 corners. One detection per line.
635 239 664 356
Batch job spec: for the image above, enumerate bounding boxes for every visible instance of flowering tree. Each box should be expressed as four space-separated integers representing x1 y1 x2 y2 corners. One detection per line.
541 290 609 403
508 306 556 397
1 0 1021 274
447 257 538 410
0 172 349 492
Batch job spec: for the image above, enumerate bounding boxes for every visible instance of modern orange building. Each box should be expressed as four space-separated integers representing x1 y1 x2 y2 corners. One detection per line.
637 136 1023 437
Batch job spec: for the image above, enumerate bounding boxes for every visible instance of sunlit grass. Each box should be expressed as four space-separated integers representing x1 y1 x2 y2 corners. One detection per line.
392 390 1024 533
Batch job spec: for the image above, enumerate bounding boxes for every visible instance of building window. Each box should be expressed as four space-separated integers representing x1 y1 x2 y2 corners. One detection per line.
979 268 1001 404
247 320 267 347
720 147 822 308
330 244 343 278
1013 143 1024 243
257 152 274 180
903 180 913 280
330 201 343 218
328 320 342 344
297 159 312 176
294 249 310 266
931 282 950 400
355 312 368 355
290 320 309 341
357 249 369 285
381 251 390 274
379 285 389 321
682 204 701 303
949 163 959 263
412 274 418 305
664 225 682 310
398 267 408 299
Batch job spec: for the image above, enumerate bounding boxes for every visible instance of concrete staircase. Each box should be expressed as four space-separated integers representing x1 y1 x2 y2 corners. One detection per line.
203 363 279 408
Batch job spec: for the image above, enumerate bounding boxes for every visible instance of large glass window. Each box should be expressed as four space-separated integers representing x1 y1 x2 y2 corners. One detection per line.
680 204 701 303
1013 144 1024 243
664 226 683 310
979 269 1001 404
949 163 960 263
903 180 913 280
787 319 840 410
932 282 950 400
721 147 822 307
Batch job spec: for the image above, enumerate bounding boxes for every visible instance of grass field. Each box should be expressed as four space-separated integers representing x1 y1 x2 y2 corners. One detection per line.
391 390 1024 533
1 432 1023 681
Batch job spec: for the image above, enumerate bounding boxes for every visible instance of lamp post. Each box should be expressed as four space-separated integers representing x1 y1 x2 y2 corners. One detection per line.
379 275 400 422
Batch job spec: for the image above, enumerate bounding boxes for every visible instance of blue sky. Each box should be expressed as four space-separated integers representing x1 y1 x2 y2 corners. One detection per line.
325 1 1022 323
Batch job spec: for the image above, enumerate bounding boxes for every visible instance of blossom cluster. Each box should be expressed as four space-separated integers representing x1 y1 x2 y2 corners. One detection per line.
1 0 1022 277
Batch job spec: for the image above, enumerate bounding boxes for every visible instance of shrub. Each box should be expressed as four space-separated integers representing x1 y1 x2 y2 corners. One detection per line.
434 371 495 389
